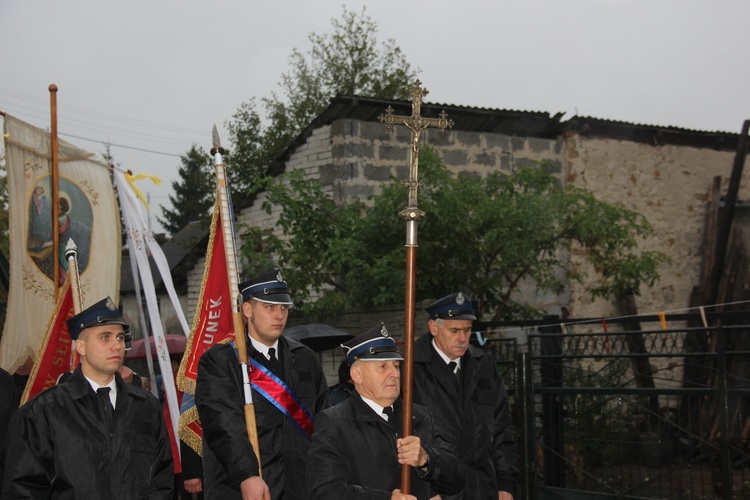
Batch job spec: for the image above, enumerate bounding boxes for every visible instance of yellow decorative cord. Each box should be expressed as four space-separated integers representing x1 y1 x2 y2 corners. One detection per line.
125 172 161 209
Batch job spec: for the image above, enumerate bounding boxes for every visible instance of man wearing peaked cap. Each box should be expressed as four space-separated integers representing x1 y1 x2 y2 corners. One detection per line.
195 269 329 499
341 322 404 365
413 292 518 500
239 268 294 305
3 297 174 499
67 296 130 338
306 323 464 499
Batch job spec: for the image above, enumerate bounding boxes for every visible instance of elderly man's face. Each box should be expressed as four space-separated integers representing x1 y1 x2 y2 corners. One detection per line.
351 360 401 407
429 318 473 360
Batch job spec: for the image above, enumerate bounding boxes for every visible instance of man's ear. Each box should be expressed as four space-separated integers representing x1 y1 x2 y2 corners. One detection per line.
75 338 86 357
241 300 253 320
428 319 438 337
350 363 362 385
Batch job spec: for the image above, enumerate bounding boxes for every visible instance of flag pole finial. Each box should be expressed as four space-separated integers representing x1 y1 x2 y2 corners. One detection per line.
211 125 225 155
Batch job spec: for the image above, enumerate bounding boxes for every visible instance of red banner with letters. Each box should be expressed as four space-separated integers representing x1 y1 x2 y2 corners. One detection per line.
176 202 237 454
21 279 75 404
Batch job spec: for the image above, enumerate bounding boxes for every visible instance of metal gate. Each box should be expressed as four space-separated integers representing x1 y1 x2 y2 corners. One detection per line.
482 318 750 499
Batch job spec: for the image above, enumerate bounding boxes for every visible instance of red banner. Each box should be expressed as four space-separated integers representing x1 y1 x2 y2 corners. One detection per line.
21 279 76 404
176 202 237 454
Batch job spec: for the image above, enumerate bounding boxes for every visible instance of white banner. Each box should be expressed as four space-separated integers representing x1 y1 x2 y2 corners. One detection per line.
113 166 189 451
0 114 121 373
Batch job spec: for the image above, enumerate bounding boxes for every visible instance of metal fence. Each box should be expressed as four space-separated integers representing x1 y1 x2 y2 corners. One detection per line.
481 321 750 499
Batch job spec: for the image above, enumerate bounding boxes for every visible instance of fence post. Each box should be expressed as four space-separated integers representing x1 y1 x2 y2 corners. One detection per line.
540 318 565 488
716 327 732 499
516 351 535 500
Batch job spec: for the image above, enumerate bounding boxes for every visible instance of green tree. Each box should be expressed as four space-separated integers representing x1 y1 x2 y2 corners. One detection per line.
157 145 213 235
240 147 667 321
226 5 419 194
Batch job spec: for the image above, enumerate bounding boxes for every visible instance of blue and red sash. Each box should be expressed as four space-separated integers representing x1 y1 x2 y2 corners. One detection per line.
231 342 315 440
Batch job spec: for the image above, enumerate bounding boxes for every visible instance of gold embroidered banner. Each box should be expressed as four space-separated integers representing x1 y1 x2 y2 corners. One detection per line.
0 114 121 373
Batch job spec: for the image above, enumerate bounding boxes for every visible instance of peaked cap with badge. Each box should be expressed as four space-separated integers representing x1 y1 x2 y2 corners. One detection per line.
239 269 293 305
66 296 130 340
341 323 404 366
425 292 477 321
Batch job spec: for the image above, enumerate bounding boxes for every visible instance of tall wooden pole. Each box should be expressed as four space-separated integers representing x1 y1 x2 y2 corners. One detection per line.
210 126 262 473
378 81 453 492
49 84 60 298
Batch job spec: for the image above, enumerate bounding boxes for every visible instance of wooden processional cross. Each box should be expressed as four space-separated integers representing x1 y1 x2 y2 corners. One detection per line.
378 80 453 493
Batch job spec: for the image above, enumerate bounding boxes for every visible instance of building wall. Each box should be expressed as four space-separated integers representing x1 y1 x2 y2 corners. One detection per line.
231 115 746 387
563 134 747 320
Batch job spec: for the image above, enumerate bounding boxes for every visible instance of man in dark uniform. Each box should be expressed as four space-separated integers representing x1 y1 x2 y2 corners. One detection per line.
328 360 355 406
413 292 518 500
2 297 174 499
195 270 329 499
306 323 465 499
0 367 18 495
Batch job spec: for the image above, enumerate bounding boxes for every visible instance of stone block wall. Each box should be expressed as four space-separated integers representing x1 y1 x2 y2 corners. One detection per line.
323 119 565 204
564 134 748 321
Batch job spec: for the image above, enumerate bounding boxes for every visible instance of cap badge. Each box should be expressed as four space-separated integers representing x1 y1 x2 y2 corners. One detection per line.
380 324 389 337
455 292 465 305
105 297 117 311
276 270 284 282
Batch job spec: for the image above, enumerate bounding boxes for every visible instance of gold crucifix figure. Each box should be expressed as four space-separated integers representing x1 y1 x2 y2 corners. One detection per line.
379 80 453 221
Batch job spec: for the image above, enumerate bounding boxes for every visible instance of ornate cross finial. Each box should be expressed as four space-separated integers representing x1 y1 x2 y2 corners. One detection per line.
378 80 454 221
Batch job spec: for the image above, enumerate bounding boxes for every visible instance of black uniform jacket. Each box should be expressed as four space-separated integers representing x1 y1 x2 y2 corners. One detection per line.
2 367 174 499
413 333 518 499
0 368 18 495
306 393 465 499
195 336 329 499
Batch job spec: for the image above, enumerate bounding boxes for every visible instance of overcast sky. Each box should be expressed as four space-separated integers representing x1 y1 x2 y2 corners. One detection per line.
2 0 749 233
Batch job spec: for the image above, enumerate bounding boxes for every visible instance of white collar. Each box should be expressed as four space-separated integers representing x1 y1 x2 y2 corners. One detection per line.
431 338 462 369
249 336 279 360
360 395 391 421
84 375 117 406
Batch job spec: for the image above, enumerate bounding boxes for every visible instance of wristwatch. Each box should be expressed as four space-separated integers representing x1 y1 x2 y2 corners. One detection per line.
421 450 430 468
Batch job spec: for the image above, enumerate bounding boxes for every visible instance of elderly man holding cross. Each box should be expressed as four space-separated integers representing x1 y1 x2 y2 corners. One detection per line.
306 323 464 499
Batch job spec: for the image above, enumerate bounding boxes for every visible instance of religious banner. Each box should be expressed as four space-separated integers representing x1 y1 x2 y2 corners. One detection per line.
19 277 75 404
0 114 121 373
177 200 237 454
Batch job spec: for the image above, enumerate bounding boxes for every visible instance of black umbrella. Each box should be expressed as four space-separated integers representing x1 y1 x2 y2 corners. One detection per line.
283 323 354 352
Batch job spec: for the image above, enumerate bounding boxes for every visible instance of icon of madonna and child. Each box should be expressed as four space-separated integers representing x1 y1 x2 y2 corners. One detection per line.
27 177 93 286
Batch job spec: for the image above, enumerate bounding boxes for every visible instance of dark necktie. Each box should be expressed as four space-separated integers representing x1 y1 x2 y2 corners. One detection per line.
382 406 398 434
97 387 114 432
448 361 462 392
268 347 280 373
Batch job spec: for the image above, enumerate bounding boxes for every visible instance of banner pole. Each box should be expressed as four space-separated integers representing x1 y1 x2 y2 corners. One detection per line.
49 84 60 298
210 126 262 473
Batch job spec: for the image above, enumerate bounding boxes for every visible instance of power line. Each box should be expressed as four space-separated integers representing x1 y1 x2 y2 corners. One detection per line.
60 132 182 158
0 88 216 159
0 88 208 135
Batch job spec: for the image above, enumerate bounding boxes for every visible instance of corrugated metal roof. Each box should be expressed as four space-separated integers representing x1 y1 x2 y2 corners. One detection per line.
269 95 744 175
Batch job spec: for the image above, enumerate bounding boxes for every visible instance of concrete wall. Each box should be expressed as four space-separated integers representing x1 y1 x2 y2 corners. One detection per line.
564 134 748 320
